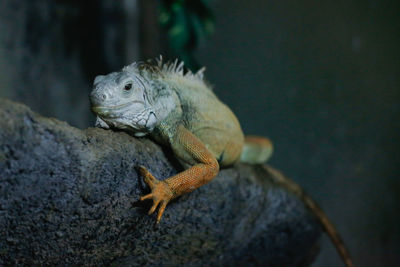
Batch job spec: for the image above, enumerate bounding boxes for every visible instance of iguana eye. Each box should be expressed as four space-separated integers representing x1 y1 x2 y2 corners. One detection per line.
124 83 132 91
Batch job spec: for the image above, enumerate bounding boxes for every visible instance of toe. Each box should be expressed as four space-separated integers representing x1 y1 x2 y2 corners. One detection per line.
140 193 153 201
156 201 168 223
144 174 157 188
148 199 160 215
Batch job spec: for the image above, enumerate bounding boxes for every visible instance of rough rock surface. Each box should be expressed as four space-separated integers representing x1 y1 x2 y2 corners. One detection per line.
0 99 321 266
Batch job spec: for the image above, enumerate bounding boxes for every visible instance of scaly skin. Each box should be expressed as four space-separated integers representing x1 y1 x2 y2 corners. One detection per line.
89 57 353 267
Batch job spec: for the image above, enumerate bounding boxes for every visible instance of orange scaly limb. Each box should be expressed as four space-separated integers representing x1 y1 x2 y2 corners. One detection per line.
139 125 219 223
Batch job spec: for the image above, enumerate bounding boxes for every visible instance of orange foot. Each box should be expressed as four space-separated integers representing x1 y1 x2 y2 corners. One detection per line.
138 166 174 223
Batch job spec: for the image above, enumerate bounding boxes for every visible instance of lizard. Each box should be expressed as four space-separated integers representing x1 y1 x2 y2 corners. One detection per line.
89 57 354 267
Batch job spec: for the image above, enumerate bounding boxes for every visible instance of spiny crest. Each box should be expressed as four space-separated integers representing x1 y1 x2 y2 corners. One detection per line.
122 62 138 73
155 55 205 81
121 56 206 85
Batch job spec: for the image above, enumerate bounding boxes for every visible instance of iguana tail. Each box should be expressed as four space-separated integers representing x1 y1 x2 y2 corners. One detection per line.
265 166 354 267
240 136 273 164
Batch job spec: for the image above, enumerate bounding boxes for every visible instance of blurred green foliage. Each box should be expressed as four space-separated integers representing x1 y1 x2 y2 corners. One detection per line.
159 0 214 71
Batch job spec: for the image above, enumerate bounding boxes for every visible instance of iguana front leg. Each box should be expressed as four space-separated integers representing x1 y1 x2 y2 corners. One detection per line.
139 125 219 223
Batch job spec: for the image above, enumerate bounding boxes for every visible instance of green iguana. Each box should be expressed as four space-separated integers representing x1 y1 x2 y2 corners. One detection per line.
89 57 354 267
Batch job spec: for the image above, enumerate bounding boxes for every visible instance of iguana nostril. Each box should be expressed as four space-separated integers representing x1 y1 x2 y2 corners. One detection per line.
89 91 107 106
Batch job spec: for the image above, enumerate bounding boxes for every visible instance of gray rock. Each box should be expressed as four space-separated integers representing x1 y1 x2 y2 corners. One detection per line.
0 99 321 266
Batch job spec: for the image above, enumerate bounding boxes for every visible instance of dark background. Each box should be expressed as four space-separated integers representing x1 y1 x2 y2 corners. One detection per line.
0 0 399 266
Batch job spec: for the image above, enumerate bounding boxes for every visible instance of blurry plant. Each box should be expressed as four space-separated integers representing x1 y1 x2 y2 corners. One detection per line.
158 0 215 71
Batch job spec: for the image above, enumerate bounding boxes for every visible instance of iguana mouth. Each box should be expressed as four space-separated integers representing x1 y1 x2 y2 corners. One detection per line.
91 101 143 113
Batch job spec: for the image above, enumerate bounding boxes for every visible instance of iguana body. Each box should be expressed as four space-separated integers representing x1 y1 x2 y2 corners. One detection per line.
90 58 272 222
89 57 353 267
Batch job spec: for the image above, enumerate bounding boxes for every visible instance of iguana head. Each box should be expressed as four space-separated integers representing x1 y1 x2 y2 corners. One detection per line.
90 63 157 137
